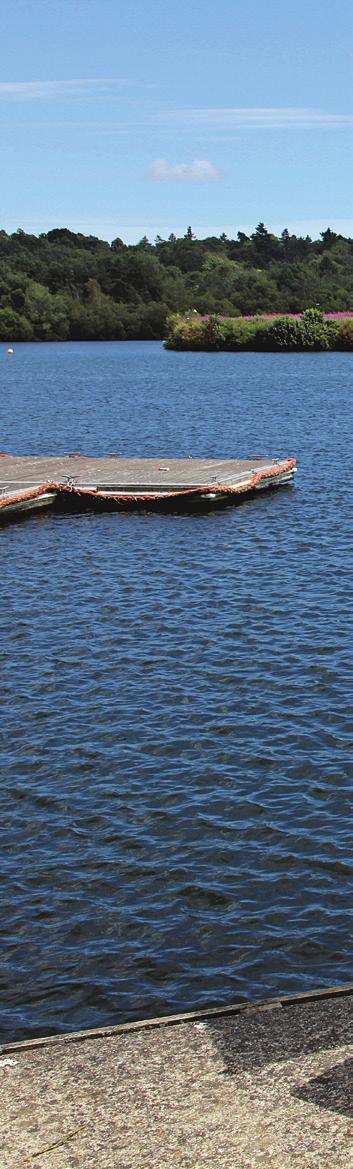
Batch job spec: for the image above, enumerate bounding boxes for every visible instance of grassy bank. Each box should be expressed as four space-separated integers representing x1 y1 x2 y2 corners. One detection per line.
165 309 353 351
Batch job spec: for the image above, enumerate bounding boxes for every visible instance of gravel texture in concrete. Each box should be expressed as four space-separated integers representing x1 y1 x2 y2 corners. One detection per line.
1 990 353 1169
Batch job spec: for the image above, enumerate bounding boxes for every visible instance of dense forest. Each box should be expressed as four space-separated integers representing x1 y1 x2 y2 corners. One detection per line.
0 222 353 341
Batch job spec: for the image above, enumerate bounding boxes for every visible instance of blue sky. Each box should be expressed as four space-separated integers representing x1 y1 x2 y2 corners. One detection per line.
1 0 352 243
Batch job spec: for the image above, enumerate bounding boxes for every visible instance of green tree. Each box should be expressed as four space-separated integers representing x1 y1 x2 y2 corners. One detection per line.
0 307 33 340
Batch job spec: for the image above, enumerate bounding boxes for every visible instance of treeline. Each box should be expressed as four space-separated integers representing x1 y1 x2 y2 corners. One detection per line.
0 223 353 341
165 308 353 351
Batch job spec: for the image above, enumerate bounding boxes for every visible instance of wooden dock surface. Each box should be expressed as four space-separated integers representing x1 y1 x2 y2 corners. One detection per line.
0 454 296 516
0 454 289 487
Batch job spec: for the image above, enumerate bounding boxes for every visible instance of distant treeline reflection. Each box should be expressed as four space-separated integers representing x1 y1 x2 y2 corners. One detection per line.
1 222 353 342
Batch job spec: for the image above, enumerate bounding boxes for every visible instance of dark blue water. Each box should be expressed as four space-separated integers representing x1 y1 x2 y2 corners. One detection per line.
1 342 353 1042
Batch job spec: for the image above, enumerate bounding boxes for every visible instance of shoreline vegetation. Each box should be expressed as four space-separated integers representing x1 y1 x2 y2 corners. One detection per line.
1 222 353 342
165 308 353 351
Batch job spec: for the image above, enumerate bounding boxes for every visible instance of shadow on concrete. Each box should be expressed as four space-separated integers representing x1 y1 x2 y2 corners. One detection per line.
293 1058 353 1118
206 995 353 1077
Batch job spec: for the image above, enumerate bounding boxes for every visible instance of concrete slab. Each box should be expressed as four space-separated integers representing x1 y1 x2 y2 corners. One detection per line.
1 989 353 1168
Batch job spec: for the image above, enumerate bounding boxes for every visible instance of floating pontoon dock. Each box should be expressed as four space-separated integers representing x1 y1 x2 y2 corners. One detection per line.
0 454 296 520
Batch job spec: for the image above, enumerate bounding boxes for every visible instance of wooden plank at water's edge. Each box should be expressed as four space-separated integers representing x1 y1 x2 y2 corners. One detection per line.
0 454 296 518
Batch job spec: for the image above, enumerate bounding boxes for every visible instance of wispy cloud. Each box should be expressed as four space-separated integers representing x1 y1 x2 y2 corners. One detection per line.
0 79 128 101
0 122 131 133
148 158 222 183
158 107 353 129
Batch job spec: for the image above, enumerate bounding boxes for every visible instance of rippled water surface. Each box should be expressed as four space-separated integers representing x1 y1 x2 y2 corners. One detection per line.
1 342 353 1041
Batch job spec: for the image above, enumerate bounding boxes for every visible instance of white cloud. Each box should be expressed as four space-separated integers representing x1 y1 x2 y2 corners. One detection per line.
0 79 127 101
159 107 353 130
148 158 222 183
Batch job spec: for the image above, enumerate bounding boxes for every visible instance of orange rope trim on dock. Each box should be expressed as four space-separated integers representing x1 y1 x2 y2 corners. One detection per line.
224 456 297 495
59 457 296 503
0 482 57 510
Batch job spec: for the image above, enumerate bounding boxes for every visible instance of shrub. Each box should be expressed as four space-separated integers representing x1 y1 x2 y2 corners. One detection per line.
219 317 260 349
336 318 353 349
298 308 331 350
263 315 303 350
165 313 212 349
165 308 343 351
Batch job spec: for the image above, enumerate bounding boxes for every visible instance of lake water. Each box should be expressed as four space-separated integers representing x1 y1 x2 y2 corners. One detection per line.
1 342 353 1041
